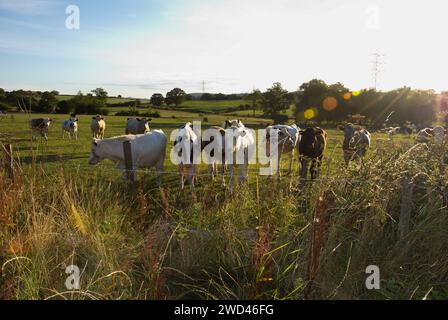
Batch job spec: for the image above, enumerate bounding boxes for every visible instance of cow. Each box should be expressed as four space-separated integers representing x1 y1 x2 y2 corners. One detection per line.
339 123 371 165
298 127 327 182
222 119 244 129
62 117 78 140
416 126 446 145
125 117 151 135
432 126 446 146
91 115 106 139
173 123 200 191
30 118 52 140
223 120 255 191
386 127 401 140
201 126 227 186
416 128 434 143
265 124 301 179
88 130 167 186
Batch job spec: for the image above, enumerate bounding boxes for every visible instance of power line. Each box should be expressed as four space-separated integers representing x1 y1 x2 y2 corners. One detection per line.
371 52 385 90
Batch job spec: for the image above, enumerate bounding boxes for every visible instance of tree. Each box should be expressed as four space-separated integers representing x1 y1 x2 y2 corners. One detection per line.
91 88 108 105
37 91 58 113
166 88 187 107
0 88 5 101
244 89 263 117
150 93 165 107
261 82 291 116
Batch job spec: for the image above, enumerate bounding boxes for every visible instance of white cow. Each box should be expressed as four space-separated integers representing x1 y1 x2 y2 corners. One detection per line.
265 124 300 178
88 130 167 185
126 118 151 135
173 123 200 191
91 115 106 139
224 120 255 191
62 118 78 140
202 126 227 186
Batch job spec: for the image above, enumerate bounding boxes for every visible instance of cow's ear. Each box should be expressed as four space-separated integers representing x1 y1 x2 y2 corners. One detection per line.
314 128 325 135
101 117 105 120
226 120 231 127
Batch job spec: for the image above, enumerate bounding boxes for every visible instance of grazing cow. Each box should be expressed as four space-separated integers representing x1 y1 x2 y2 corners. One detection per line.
202 126 227 186
265 124 301 178
88 130 167 185
125 117 151 135
298 127 327 182
386 127 401 140
224 120 255 191
30 118 52 140
91 115 106 139
339 123 371 165
173 122 200 191
62 118 78 140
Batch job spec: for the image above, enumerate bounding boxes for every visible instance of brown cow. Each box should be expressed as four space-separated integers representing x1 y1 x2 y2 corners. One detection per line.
298 127 327 182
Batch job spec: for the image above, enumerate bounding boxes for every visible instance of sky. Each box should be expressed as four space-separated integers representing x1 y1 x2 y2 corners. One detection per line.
0 0 447 98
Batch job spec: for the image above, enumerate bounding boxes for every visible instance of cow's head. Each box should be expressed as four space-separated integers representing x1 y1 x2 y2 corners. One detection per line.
222 119 243 129
299 127 325 148
88 139 102 165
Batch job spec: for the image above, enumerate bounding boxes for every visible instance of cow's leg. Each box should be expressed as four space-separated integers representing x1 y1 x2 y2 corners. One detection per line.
299 157 309 184
208 163 215 181
187 165 195 192
344 152 350 167
229 164 235 192
310 159 318 180
277 152 282 181
179 165 185 190
221 163 226 187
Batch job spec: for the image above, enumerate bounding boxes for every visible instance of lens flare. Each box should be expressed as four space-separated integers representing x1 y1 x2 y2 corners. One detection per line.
304 108 317 120
352 91 361 97
343 92 352 100
323 96 338 111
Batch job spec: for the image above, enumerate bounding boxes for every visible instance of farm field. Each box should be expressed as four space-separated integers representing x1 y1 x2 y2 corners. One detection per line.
0 112 447 300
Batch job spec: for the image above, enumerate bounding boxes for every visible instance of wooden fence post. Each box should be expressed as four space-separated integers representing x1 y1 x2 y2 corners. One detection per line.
3 143 14 183
398 177 414 239
123 140 135 184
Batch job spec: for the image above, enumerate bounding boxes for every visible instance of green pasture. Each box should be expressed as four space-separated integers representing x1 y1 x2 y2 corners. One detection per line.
0 111 413 183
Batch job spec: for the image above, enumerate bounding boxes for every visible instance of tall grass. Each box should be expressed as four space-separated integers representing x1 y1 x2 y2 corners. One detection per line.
0 141 447 300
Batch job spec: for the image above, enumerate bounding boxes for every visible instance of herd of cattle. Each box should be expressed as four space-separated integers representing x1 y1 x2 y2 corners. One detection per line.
26 115 448 190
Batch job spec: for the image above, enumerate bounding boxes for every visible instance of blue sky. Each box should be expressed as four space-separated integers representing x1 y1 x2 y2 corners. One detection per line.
1 0 447 98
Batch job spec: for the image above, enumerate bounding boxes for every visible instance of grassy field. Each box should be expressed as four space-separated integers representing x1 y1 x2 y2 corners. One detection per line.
0 111 447 300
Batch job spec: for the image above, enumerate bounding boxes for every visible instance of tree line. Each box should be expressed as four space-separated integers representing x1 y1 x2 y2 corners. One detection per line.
243 80 446 128
1 83 446 127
